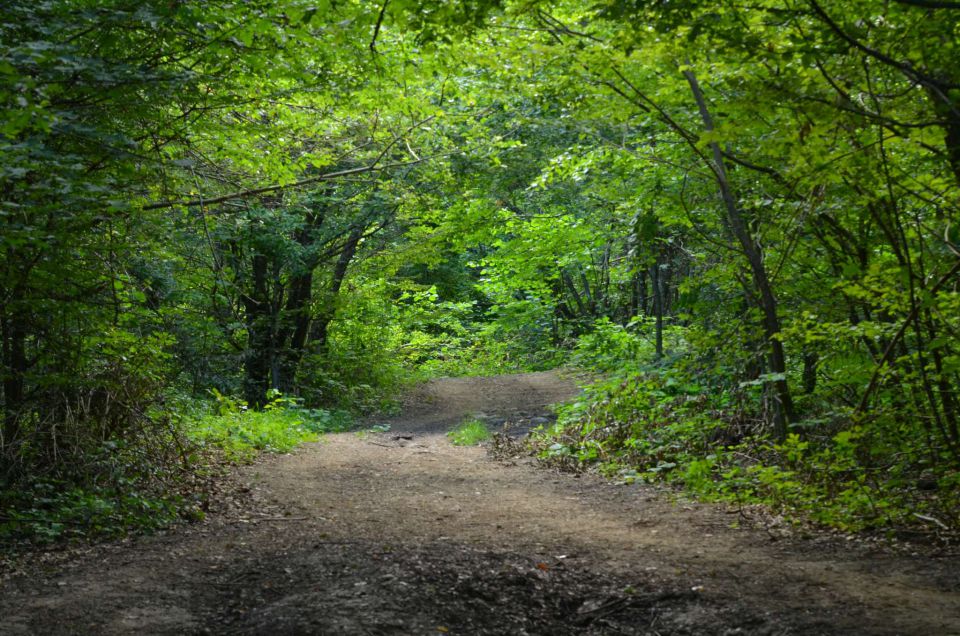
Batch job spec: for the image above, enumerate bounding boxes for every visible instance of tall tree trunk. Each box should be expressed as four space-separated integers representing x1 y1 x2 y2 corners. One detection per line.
1 310 26 449
561 270 587 319
638 269 648 316
923 82 960 186
802 352 818 395
275 271 314 394
242 252 272 407
683 67 795 440
275 210 326 393
630 270 642 319
650 260 664 360
310 228 363 352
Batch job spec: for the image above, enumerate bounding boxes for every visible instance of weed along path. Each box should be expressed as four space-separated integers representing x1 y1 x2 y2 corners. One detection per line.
2 370 959 635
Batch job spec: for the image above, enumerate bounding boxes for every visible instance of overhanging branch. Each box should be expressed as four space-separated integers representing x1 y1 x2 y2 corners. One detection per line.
144 113 438 211
142 158 427 211
893 0 960 8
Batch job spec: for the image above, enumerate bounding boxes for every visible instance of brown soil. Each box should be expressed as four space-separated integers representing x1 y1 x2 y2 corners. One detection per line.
2 370 959 635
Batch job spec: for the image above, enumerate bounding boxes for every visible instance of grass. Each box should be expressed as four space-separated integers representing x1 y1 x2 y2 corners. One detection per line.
447 417 491 446
186 399 352 462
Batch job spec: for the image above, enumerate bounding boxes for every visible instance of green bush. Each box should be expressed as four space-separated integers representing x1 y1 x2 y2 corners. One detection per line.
185 389 352 462
0 330 197 546
0 481 185 544
0 388 354 547
535 367 960 533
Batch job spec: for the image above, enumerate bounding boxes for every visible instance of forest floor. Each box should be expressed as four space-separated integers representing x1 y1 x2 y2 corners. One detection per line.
2 370 959 635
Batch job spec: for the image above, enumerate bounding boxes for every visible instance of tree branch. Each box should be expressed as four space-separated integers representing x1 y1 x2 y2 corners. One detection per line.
142 159 427 211
144 114 438 211
856 256 960 415
370 0 390 52
808 0 959 92
893 0 960 8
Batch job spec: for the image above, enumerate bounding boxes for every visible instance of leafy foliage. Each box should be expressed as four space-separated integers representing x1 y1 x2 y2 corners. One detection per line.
186 390 351 463
538 366 960 532
0 481 185 545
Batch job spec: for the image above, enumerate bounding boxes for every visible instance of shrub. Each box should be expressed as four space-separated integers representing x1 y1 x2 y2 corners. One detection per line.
185 389 352 462
535 368 960 534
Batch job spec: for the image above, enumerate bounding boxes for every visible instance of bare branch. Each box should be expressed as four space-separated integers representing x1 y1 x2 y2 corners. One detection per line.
808 0 959 93
142 159 426 211
144 114 438 211
893 0 960 8
370 0 390 52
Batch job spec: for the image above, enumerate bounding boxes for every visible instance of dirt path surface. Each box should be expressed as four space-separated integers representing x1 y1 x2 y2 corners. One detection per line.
2 371 959 635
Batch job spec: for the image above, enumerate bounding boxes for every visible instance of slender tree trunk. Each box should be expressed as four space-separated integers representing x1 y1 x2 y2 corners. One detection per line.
1 311 26 448
310 228 363 352
242 253 272 407
630 270 642 319
561 270 587 318
924 84 960 185
683 67 795 439
273 209 326 393
579 267 595 314
638 269 648 315
650 260 664 360
276 271 314 394
802 352 818 395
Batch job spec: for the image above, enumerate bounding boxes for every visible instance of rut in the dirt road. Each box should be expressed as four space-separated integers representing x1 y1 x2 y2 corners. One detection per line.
2 371 959 635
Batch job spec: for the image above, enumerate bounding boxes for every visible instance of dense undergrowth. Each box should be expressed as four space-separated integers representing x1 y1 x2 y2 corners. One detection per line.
0 288 531 548
0 391 352 548
532 323 960 537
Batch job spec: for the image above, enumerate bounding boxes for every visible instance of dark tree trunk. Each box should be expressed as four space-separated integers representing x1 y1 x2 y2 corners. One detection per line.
803 352 818 395
630 271 641 319
242 252 273 407
924 84 960 186
310 228 363 352
1 311 27 448
561 270 587 318
638 269 648 315
275 270 314 394
684 67 795 440
275 210 325 393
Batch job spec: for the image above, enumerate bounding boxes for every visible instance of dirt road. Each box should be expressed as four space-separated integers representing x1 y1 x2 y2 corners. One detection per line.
2 371 958 634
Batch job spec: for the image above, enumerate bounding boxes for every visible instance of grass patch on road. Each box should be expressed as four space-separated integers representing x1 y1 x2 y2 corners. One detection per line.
448 418 491 446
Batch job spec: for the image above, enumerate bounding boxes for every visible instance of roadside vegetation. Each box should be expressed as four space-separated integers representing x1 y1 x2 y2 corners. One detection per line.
535 327 959 534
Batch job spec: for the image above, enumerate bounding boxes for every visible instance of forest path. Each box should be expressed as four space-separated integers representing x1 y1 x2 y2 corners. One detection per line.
2 370 959 635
